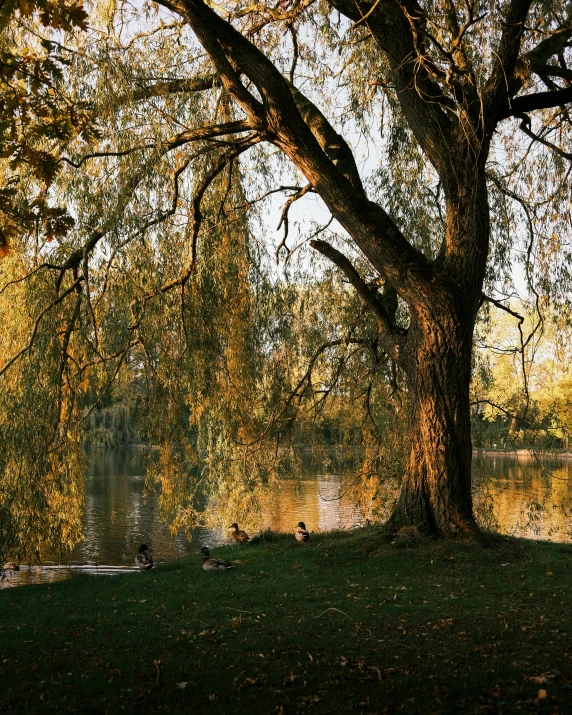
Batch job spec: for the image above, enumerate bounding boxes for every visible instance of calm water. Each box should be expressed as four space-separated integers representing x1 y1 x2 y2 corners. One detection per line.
472 450 572 542
2 448 571 588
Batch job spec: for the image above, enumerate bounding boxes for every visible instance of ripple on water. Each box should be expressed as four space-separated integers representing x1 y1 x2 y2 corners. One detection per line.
0 564 140 589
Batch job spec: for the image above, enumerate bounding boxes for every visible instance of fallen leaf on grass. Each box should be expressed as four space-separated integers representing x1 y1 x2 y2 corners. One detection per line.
238 677 261 688
337 656 399 681
177 682 188 690
538 689 548 699
528 671 559 685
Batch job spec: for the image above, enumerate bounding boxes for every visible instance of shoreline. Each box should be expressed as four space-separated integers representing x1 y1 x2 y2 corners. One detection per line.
473 448 572 458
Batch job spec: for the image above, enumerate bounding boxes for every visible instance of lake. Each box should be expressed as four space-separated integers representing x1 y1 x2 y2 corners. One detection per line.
2 448 571 588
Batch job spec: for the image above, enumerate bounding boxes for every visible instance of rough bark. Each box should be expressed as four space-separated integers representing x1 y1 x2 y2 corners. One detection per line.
386 160 490 536
389 292 477 536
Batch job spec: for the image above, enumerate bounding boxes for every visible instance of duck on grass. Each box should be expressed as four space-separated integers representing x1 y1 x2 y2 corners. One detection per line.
229 523 250 543
200 546 234 571
295 521 310 542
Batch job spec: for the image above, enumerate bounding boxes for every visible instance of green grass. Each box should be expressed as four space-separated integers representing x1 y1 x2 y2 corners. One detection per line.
1 529 572 713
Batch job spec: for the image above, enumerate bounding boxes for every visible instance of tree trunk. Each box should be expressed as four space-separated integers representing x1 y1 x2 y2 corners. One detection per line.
388 288 478 537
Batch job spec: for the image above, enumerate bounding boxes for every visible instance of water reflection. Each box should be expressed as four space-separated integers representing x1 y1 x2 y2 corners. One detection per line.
3 448 571 588
473 451 572 542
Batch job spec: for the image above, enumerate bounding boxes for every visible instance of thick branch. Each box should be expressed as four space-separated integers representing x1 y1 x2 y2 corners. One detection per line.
498 86 572 121
490 20 572 127
524 26 572 74
288 85 364 193
327 0 455 176
156 0 432 303
131 73 220 102
482 0 533 128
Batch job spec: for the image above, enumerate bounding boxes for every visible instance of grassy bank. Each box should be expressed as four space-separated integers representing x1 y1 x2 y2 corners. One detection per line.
1 529 572 714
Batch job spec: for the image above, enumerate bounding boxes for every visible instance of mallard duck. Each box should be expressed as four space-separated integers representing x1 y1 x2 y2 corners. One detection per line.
135 544 154 570
229 523 250 543
201 546 234 571
295 521 310 542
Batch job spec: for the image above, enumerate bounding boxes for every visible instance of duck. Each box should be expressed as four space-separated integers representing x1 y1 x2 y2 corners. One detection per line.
229 523 250 543
201 546 234 571
295 521 310 542
135 544 154 570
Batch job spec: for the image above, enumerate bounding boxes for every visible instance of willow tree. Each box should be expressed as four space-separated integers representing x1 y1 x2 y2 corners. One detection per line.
2 1 572 546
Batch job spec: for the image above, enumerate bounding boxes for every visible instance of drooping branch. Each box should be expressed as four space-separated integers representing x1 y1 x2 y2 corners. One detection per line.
471 399 544 431
63 119 253 168
77 339 142 373
150 134 262 297
275 184 313 262
53 291 82 436
236 335 370 449
515 114 572 161
481 293 524 324
310 239 401 355
56 122 255 299
480 292 545 420
0 276 84 377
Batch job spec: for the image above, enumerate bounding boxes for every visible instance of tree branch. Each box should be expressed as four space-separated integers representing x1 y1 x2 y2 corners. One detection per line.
310 238 401 354
153 134 262 296
483 0 533 128
498 86 572 121
156 0 432 303
288 85 365 193
63 119 253 168
491 19 572 125
275 184 313 262
327 0 455 176
131 73 220 102
515 113 572 161
0 276 84 377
